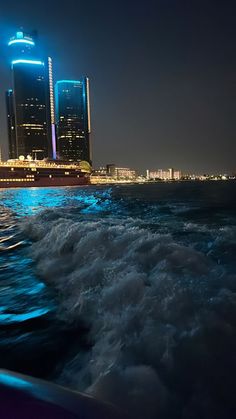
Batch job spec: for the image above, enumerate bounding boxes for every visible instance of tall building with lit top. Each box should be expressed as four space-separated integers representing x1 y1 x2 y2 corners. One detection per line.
6 31 56 160
55 79 91 163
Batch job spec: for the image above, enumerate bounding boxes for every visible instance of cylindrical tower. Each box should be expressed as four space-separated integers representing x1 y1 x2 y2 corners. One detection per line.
6 31 54 160
8 31 37 60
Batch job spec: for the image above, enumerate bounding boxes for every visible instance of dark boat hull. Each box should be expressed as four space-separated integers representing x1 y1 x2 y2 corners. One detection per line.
0 369 126 419
0 164 90 188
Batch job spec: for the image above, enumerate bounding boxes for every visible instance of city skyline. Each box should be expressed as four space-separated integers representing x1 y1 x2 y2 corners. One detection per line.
0 5 236 418
0 0 236 173
5 30 91 164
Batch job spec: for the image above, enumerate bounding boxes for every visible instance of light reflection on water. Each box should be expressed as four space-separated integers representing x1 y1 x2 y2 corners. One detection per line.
0 189 58 328
0 183 236 321
0 183 236 386
0 185 116 378
0 186 112 216
0 186 114 329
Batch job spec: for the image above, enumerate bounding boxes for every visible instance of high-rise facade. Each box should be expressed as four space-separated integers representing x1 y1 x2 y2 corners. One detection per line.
55 79 91 163
6 31 55 160
6 89 16 159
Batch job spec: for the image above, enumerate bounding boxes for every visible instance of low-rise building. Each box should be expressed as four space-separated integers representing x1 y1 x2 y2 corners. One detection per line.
115 167 136 180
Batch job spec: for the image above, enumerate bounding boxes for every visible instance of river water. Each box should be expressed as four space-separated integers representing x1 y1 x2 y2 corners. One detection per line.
0 182 236 419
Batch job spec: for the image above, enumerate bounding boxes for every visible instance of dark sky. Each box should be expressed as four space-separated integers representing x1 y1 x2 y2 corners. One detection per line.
0 0 236 174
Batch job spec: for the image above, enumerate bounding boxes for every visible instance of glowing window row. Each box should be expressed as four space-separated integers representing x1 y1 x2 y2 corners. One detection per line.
0 178 35 182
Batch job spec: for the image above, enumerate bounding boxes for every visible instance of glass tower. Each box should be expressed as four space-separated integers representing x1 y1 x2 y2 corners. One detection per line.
6 89 17 159
55 79 91 163
6 31 55 160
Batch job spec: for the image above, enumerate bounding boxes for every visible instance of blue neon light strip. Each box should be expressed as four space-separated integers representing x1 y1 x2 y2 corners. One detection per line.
12 59 44 66
56 80 81 84
8 39 35 46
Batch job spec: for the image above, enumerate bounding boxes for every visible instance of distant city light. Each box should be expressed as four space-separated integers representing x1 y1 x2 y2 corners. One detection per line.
8 39 35 46
12 59 44 66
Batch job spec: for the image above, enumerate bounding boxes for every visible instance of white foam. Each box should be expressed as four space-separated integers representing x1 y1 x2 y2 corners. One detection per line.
21 208 236 418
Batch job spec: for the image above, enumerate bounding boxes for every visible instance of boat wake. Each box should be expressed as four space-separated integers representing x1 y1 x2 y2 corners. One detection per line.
20 205 236 419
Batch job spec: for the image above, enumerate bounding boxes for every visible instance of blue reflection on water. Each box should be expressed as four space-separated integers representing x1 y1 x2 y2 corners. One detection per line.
0 308 49 324
0 186 114 335
28 282 45 295
0 187 69 216
0 188 68 330
0 186 113 217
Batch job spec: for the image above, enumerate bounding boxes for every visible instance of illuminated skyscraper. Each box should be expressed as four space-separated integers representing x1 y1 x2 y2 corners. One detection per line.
6 31 56 160
55 79 91 163
5 89 16 159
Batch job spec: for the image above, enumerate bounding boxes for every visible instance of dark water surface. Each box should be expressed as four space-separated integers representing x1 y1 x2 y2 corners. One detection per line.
0 182 236 418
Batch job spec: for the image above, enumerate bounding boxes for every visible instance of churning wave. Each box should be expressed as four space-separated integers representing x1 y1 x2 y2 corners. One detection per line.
20 200 236 419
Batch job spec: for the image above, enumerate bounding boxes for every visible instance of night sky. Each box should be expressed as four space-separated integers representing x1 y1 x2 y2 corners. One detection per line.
0 0 235 174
